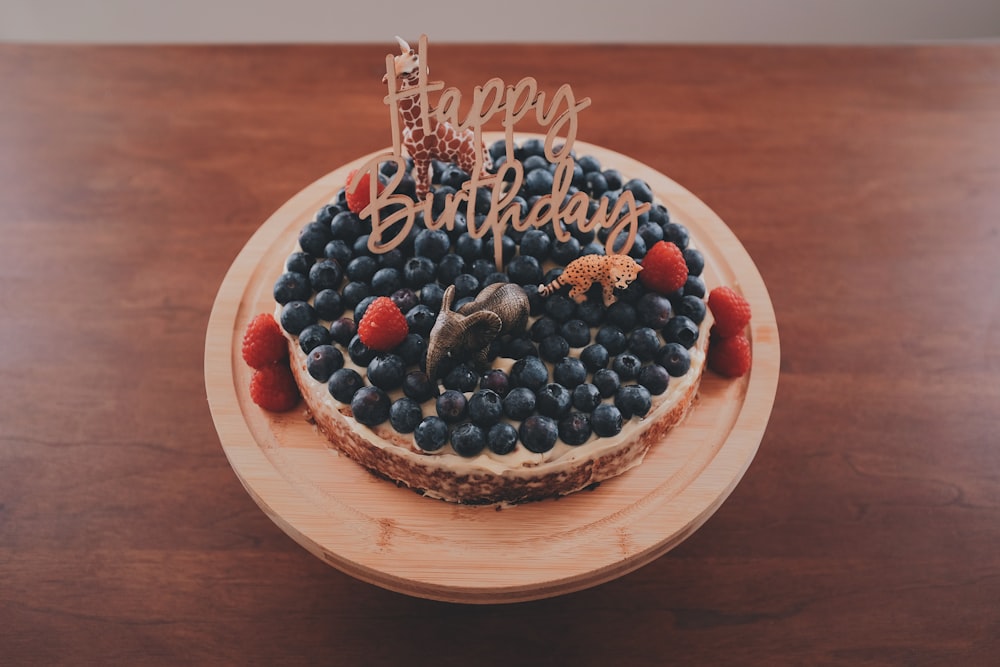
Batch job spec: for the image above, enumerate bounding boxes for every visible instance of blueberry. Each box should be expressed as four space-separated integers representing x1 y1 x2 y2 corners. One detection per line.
572 383 602 412
273 271 312 305
395 333 426 367
329 211 362 241
328 317 356 346
593 368 621 398
480 369 510 397
404 256 436 288
403 370 438 402
371 267 402 296
286 251 316 275
553 357 587 388
519 415 559 453
545 294 577 323
577 154 601 173
341 281 372 310
505 255 543 285
530 316 558 342
389 397 424 433
380 247 406 270
482 272 509 287
627 327 661 362
414 416 449 451
309 259 344 292
550 237 581 266
539 335 570 364
468 389 503 427
661 222 690 250
615 384 652 419
501 336 537 360
328 368 364 403
585 171 609 198
298 221 333 257
580 344 610 372
367 354 405 391
656 342 691 377
648 203 670 226
453 273 480 300
683 247 705 276
390 287 419 314
352 296 377 325
595 326 627 355
683 275 706 299
323 240 352 268
347 334 377 366
455 232 483 262
350 386 391 426
315 203 340 225
602 168 623 191
444 363 478 392
414 229 451 262
353 236 373 258
606 302 637 331
306 344 344 382
519 229 552 260
622 178 654 204
441 166 470 190
637 292 673 329
575 300 606 327
637 221 664 248
451 423 487 457
559 412 592 446
487 422 519 455
436 389 468 423
591 404 624 437
510 356 548 391
503 386 537 420
298 323 332 354
536 383 572 419
405 305 437 337
612 353 642 381
419 283 445 312
663 316 700 349
676 294 707 324
638 364 670 395
280 301 316 335
560 319 591 348
437 254 466 284
314 289 344 321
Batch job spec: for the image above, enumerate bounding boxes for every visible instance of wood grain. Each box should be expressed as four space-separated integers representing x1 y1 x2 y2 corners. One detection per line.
2 43 999 664
204 137 779 602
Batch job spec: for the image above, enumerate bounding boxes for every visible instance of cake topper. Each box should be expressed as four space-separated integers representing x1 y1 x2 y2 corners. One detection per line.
425 282 530 382
344 35 653 268
538 253 643 307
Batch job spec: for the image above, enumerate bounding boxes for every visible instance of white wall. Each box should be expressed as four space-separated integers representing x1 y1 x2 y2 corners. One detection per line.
2 0 999 43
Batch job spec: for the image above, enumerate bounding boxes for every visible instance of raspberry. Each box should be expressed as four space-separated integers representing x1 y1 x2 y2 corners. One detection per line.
242 313 288 369
708 286 752 337
345 169 385 215
249 362 300 411
639 240 688 294
708 334 752 378
357 296 409 351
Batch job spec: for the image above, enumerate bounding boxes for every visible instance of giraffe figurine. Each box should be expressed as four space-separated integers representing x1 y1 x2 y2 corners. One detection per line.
383 36 493 199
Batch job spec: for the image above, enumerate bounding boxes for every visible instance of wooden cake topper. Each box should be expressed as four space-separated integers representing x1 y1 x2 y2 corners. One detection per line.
425 283 530 382
343 35 653 269
538 253 643 307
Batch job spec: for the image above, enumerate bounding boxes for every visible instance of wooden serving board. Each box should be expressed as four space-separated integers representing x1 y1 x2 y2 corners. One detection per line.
205 137 780 604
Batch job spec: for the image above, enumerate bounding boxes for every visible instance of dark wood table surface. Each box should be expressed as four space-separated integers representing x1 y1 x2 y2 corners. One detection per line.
2 42 999 665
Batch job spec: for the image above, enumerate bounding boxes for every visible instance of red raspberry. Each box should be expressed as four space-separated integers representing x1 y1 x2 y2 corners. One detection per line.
345 169 385 215
708 334 752 378
249 362 300 411
357 297 409 351
639 241 689 294
241 313 288 369
708 286 752 337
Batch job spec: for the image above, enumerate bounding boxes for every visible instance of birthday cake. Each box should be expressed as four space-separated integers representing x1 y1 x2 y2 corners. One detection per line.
241 37 752 505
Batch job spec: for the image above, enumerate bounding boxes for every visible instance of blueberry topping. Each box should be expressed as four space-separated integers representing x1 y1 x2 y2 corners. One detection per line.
575 300 605 327
309 259 344 292
550 237 581 266
390 287 419 314
444 363 479 392
519 229 551 260
328 317 357 346
405 305 437 337
661 222 689 250
437 254 466 283
572 383 602 412
510 356 548 391
367 354 406 391
530 316 558 342
286 251 316 276
553 357 588 388
404 256 436 288
612 353 642 381
298 323 332 354
536 383 572 419
480 369 510 397
273 271 312 305
663 316 700 349
350 386 391 426
280 301 317 335
347 334 377 366
559 412 592 446
298 221 333 257
371 267 402 296
580 343 610 372
656 342 691 377
436 389 468 423
389 397 424 434
501 336 537 360
402 370 438 403
453 273 480 300
683 275 706 299
627 327 661 362
675 294 707 324
545 294 577 323
468 389 504 427
593 368 621 398
352 296 377 324
451 423 487 457
414 416 449 452
615 384 652 419
395 333 426 367
324 240 352 268
414 228 451 262
683 247 705 276
505 255 543 285
539 335 570 363
418 283 445 312
605 301 637 331
328 368 364 403
341 281 372 310
487 422 519 455
560 319 591 348
314 289 344 321
591 404 624 437
306 344 344 383
330 211 362 241
636 292 673 329
519 415 559 453
503 386 537 420
595 325 627 355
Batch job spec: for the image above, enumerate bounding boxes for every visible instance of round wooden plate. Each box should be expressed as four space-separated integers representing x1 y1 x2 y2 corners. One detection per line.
205 137 779 604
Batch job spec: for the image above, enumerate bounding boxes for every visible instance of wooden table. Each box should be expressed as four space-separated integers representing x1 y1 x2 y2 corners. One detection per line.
2 43 998 664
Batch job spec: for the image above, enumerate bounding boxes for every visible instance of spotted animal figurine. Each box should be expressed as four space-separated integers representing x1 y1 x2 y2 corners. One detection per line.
538 253 643 307
425 283 530 382
383 36 493 199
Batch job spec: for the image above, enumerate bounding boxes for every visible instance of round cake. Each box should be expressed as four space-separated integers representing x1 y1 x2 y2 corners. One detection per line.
269 136 716 505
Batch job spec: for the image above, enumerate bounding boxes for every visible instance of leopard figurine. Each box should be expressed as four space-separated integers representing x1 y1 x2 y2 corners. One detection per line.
538 253 643 307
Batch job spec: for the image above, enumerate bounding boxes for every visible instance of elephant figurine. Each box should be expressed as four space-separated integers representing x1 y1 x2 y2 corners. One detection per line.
425 282 530 382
